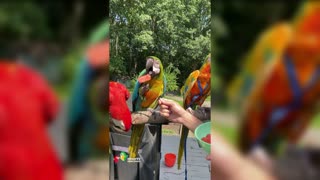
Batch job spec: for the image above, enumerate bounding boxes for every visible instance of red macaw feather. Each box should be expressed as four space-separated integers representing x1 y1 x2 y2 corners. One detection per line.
109 81 132 131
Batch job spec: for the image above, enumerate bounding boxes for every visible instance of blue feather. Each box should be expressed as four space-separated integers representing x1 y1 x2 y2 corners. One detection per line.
68 60 94 127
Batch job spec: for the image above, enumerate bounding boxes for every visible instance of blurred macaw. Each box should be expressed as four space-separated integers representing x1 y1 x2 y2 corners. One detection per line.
128 56 166 158
178 54 211 169
67 21 109 163
109 81 132 132
0 61 63 180
227 2 320 154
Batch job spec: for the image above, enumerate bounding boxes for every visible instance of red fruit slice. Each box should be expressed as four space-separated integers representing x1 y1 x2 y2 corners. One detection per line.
138 74 151 83
201 134 211 144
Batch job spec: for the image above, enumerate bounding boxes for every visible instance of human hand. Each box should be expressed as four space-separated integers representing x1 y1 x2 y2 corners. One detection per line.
158 98 187 123
158 98 202 132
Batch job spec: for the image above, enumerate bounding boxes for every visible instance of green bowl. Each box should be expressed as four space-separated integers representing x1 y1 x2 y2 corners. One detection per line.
195 121 211 154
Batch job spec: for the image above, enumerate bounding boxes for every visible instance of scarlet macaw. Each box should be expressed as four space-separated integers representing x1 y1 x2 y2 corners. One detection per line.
109 81 132 132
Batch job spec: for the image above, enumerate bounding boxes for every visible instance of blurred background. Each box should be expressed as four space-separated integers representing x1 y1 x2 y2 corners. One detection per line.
0 1 108 180
213 1 320 179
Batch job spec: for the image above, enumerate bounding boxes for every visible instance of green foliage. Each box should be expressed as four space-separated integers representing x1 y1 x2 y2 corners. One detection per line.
129 74 139 91
164 63 181 92
0 3 50 40
211 56 221 91
133 30 155 51
215 1 301 85
110 55 127 77
110 0 211 85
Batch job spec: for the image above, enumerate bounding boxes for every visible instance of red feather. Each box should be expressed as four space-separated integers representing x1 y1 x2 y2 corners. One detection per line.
109 81 132 131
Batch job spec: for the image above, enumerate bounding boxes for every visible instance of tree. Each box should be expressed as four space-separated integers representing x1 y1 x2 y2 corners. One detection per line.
214 1 301 86
110 0 211 90
164 63 180 92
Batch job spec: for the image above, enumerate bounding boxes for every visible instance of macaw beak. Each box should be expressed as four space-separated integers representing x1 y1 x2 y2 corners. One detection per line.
146 57 160 76
146 57 154 73
138 57 160 83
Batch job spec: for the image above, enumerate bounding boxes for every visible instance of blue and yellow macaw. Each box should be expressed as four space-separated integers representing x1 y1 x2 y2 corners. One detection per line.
178 54 211 169
128 56 166 158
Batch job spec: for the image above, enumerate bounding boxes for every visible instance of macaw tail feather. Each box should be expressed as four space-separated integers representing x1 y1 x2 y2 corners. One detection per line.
128 124 145 158
177 125 189 169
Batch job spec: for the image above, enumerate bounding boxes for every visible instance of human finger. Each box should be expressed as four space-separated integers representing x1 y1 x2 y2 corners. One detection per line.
159 98 174 106
159 111 170 118
159 104 170 110
160 108 171 114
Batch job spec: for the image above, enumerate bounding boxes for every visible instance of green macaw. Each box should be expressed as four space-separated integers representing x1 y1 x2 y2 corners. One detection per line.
178 54 211 169
128 56 166 158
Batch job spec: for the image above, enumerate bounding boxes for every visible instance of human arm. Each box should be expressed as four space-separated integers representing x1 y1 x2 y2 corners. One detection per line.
131 99 210 126
211 130 276 180
157 98 202 132
158 98 275 179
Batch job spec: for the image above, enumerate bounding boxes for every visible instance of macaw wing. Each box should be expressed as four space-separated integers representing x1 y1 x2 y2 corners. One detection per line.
193 55 211 106
132 69 147 112
68 60 94 127
140 73 165 109
181 70 200 108
227 23 292 107
292 1 320 32
236 24 295 153
141 86 163 109
199 54 211 74
193 73 211 106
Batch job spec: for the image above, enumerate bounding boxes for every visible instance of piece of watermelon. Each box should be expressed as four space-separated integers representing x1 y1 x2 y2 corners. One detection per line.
201 134 211 144
138 74 151 83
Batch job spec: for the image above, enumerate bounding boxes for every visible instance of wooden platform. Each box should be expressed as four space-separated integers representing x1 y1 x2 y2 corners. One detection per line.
160 135 211 180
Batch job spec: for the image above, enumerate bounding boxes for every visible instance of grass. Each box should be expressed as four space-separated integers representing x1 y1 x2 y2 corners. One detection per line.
213 121 238 145
166 96 183 106
310 113 320 129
